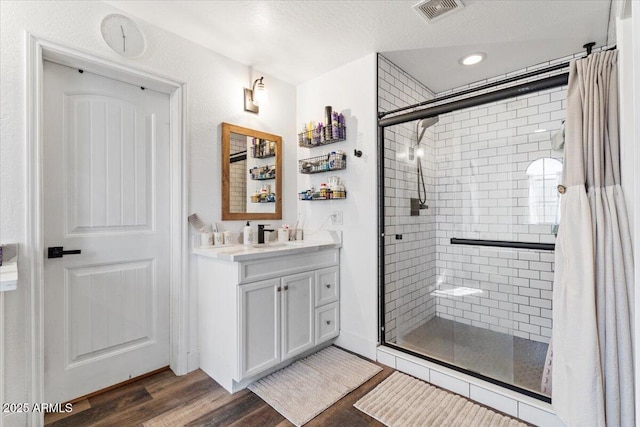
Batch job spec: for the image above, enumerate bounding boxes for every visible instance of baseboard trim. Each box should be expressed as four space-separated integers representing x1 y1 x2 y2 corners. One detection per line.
187 349 200 373
334 329 377 360
66 366 171 404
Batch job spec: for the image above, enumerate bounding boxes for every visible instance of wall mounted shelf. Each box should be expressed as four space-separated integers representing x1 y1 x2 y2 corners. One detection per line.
253 153 275 159
299 153 346 174
298 126 346 148
251 139 277 158
298 191 347 201
249 165 276 180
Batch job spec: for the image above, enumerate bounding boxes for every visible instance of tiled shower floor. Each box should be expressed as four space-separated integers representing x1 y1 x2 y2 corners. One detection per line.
396 317 549 396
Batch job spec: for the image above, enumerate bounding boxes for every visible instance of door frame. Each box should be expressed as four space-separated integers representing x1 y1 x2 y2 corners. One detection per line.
26 33 188 424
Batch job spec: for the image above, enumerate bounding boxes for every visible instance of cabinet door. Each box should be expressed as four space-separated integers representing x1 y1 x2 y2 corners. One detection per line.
238 278 281 380
281 272 315 360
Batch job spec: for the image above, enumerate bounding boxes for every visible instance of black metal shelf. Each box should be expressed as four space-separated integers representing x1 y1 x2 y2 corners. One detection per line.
298 191 347 201
249 165 276 180
299 153 346 174
253 153 275 159
298 125 346 148
250 139 277 158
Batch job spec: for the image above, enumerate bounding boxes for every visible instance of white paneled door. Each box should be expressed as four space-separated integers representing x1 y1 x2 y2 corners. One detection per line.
43 61 171 403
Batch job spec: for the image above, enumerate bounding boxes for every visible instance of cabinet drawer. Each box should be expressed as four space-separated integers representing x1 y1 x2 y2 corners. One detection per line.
315 266 339 307
315 302 339 344
240 248 338 284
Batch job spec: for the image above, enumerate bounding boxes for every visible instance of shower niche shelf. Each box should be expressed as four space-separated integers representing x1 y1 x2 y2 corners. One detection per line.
299 153 346 174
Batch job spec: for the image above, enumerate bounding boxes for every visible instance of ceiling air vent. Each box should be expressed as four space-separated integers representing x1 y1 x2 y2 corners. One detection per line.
413 0 464 23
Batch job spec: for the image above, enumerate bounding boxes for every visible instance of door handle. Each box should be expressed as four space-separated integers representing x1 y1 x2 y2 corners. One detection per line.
47 247 82 259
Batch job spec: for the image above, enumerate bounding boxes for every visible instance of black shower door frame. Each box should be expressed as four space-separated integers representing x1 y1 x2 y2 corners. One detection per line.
377 66 569 403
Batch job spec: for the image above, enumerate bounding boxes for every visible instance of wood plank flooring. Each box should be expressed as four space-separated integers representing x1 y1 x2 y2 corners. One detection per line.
44 360 393 427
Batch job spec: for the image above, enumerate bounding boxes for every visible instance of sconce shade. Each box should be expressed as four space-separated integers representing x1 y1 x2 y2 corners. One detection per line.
252 79 268 106
244 76 268 114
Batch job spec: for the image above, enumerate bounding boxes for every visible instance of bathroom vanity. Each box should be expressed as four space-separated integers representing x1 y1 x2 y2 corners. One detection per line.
194 231 341 392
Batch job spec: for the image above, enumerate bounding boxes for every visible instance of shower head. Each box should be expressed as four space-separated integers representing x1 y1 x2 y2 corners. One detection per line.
416 116 439 146
420 116 439 129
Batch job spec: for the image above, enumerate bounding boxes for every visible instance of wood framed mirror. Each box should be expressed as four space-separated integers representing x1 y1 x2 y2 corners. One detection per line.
221 123 282 220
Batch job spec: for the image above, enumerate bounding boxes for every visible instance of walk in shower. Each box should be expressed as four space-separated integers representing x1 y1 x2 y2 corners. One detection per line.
378 55 568 400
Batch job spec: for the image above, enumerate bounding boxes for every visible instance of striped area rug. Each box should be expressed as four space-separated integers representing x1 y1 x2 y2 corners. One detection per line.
354 371 529 427
248 346 382 426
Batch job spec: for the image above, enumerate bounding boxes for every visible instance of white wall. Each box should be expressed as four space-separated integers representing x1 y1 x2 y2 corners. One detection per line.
619 1 640 421
0 2 296 425
296 53 378 360
615 5 639 420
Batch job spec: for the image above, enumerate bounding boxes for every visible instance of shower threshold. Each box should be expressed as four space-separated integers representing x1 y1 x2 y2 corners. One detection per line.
391 317 550 401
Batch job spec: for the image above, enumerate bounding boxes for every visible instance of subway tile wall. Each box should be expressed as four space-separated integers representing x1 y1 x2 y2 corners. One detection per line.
378 55 438 342
432 86 566 343
230 134 247 213
378 51 589 345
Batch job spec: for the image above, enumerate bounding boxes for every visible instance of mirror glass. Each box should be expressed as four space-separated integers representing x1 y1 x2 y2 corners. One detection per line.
221 123 282 220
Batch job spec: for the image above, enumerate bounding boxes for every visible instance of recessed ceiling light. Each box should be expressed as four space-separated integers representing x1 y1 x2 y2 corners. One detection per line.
534 128 547 133
459 52 486 66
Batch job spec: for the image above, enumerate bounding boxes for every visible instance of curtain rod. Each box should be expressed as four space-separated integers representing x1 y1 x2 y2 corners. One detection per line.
378 44 617 122
378 72 569 128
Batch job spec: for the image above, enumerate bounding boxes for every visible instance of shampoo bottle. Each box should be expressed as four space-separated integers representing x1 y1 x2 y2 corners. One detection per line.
243 221 254 246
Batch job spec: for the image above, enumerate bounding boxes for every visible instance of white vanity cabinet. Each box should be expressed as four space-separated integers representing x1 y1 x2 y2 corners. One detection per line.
196 246 340 393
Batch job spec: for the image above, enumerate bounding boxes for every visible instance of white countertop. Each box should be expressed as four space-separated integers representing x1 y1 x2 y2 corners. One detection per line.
193 230 342 262
0 263 17 292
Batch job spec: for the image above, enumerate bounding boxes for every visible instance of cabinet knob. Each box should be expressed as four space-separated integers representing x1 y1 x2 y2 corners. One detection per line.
325 284 331 289
326 320 331 325
277 287 282 292
284 285 289 291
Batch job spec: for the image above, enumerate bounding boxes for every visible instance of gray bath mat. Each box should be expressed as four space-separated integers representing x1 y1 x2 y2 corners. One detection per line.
248 346 382 426
354 371 529 426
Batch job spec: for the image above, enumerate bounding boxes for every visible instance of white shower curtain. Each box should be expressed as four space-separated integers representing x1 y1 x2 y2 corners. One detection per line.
552 49 634 426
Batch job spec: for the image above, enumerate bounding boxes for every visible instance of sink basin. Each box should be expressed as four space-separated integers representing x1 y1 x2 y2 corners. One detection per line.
251 242 288 249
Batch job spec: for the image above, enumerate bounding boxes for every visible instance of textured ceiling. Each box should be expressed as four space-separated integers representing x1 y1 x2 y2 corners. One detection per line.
105 0 615 93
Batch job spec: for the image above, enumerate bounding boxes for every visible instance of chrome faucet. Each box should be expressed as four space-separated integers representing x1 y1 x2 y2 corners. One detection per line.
257 224 274 244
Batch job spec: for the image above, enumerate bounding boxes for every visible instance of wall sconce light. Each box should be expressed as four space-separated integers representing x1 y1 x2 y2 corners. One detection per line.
244 76 268 114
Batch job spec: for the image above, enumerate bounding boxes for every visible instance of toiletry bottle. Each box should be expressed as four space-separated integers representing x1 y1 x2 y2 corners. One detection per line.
325 106 333 140
243 221 254 246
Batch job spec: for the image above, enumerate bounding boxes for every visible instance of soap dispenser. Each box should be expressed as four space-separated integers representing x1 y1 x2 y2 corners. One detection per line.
243 221 254 246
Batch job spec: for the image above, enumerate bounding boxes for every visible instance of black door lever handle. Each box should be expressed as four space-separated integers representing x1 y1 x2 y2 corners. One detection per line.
48 246 82 259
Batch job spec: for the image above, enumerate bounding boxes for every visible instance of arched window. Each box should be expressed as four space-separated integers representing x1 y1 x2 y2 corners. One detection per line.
526 158 563 224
